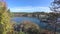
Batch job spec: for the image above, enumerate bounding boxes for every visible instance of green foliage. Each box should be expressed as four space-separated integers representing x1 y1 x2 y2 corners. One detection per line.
1 12 10 34
0 4 12 34
19 31 25 34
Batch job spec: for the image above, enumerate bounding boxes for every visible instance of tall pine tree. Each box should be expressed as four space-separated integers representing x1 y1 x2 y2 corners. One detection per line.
0 0 12 34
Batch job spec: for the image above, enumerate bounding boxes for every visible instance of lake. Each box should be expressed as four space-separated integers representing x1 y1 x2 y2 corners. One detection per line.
12 17 60 32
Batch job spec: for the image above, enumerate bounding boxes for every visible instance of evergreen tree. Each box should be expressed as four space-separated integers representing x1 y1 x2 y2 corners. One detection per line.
50 0 60 34
0 1 12 34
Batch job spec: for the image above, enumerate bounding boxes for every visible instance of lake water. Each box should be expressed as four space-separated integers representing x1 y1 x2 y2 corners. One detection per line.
12 17 60 32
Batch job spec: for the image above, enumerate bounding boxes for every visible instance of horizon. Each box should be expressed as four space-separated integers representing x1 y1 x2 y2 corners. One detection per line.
6 0 53 12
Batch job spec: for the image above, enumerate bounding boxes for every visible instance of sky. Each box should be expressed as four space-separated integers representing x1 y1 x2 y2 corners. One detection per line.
6 0 53 12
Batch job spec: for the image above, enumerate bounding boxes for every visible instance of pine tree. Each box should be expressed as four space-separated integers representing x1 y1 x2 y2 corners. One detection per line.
0 0 12 34
50 0 60 34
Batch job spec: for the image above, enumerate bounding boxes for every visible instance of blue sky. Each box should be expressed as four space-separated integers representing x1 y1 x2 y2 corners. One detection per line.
6 0 53 12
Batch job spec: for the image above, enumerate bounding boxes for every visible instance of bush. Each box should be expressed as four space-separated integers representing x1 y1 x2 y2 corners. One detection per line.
20 21 40 34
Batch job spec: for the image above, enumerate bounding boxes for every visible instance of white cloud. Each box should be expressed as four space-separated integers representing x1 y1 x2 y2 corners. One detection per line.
9 6 52 12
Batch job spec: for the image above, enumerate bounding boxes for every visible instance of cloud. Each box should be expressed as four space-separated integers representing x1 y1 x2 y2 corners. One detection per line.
9 6 52 12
